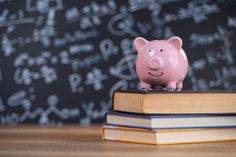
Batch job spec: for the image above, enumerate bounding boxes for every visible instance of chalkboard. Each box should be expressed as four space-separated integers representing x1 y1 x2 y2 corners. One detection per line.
0 0 236 125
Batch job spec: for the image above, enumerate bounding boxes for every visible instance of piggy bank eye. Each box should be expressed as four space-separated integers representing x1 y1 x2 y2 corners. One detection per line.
148 49 155 57
160 49 163 52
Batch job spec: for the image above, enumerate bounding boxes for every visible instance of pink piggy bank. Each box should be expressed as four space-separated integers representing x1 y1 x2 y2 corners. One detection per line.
134 36 188 91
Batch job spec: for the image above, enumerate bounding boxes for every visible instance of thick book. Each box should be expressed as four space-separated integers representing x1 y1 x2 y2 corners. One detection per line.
106 112 236 130
102 125 236 145
113 90 236 114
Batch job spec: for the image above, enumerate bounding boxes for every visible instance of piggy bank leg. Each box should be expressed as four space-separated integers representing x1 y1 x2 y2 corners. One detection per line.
166 82 177 91
176 82 183 91
140 82 151 89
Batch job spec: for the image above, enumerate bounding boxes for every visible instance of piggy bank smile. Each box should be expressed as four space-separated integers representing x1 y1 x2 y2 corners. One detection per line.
148 72 164 77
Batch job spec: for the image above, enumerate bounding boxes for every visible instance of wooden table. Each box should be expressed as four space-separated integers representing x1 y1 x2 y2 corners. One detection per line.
0 125 236 157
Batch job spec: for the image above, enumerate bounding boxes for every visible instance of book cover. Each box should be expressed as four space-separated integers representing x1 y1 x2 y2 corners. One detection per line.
112 90 236 114
106 112 236 130
102 125 236 145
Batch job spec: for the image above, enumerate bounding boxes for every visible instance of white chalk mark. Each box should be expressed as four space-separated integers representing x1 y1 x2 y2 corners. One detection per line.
86 68 107 91
109 54 137 80
68 73 82 93
25 0 63 13
0 18 35 27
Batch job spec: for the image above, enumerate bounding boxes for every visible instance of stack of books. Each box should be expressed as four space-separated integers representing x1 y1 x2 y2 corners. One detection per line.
102 90 236 145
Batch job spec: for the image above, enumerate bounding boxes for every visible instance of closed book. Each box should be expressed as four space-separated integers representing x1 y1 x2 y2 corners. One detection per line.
113 90 236 114
106 112 236 130
102 125 236 145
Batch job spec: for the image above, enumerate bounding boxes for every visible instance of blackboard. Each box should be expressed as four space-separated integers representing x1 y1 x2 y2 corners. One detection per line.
0 0 236 125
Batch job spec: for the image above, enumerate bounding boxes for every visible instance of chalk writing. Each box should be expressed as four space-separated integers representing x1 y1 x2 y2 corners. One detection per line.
14 66 57 85
68 73 83 93
109 54 137 80
227 16 236 28
86 67 108 91
53 29 98 47
162 1 220 24
25 0 63 13
108 13 138 36
0 9 35 27
99 38 118 60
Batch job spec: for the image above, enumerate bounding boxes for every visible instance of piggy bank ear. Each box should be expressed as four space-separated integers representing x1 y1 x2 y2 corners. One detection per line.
134 37 148 52
168 36 182 50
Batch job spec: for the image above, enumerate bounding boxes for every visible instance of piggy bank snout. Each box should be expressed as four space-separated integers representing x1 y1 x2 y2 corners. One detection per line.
147 57 163 70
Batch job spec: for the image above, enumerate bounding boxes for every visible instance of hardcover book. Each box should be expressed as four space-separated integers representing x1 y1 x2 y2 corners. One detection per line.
103 125 236 145
106 112 236 130
113 90 236 114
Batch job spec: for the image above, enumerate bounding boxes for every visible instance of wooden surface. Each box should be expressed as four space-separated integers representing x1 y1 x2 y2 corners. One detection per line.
0 125 236 157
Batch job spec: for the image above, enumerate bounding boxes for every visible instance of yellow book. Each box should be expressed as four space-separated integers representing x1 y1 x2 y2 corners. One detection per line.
102 125 236 145
113 90 236 114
